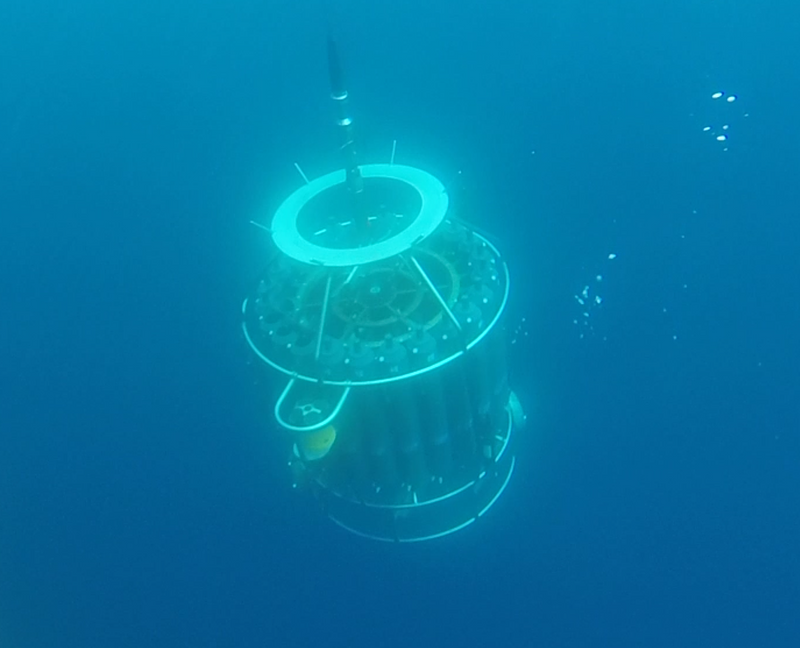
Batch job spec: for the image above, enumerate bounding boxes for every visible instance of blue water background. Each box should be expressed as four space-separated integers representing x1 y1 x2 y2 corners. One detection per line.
1 0 798 646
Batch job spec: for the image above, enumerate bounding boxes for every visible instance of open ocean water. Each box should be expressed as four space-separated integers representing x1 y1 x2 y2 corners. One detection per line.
1 0 798 646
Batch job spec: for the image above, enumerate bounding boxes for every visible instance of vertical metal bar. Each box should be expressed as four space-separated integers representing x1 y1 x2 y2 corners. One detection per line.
409 255 462 331
344 265 359 285
314 275 333 361
294 162 311 184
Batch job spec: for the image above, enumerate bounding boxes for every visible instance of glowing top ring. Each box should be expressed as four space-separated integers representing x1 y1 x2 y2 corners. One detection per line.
270 163 448 267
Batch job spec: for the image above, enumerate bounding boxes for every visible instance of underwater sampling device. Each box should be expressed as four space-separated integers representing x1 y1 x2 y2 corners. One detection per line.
241 35 526 542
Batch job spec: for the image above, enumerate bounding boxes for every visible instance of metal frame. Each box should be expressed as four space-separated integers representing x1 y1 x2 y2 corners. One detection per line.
241 230 510 388
270 164 448 267
322 410 517 542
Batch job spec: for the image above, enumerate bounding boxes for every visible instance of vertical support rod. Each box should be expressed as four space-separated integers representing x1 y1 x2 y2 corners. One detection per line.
314 275 333 361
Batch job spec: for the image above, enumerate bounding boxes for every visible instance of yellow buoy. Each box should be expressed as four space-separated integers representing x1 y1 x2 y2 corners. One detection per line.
296 424 337 461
